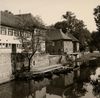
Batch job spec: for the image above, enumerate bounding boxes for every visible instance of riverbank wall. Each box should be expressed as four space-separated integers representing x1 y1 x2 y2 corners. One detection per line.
0 53 80 84
0 53 61 84
0 53 14 84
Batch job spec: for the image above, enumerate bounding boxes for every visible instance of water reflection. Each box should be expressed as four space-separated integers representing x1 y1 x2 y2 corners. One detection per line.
62 63 100 98
0 60 100 98
90 67 100 98
90 67 100 80
0 72 75 98
0 79 49 98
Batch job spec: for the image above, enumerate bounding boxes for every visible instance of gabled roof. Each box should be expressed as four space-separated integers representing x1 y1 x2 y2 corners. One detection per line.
46 29 72 41
0 11 45 29
16 13 45 29
66 32 79 42
0 11 20 28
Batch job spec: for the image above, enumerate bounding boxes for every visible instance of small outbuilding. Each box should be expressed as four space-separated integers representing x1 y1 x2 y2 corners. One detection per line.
46 29 79 55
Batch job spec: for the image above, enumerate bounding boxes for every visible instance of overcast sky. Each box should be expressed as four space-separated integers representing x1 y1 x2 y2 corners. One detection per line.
0 0 100 32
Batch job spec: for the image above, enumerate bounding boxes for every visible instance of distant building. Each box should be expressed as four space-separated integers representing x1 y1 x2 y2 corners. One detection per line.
66 32 79 53
46 29 79 55
0 10 45 53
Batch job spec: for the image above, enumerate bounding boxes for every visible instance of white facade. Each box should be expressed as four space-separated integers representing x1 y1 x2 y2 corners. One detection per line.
0 25 46 53
0 25 22 53
64 41 73 54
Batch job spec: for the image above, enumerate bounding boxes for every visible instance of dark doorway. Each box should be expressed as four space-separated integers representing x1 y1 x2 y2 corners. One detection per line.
73 42 77 52
12 44 16 53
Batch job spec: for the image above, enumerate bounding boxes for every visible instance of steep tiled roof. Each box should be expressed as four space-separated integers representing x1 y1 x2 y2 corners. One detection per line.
66 33 79 42
0 11 20 28
16 13 45 29
0 11 45 29
46 29 72 41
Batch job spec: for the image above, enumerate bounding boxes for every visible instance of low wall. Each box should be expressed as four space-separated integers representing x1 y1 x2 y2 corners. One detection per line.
0 53 13 84
31 54 61 69
32 53 50 67
0 52 80 84
49 55 61 65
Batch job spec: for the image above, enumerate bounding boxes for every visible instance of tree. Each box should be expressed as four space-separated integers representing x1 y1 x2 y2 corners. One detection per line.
90 5 100 51
90 31 100 51
54 11 91 51
94 5 100 32
17 14 45 71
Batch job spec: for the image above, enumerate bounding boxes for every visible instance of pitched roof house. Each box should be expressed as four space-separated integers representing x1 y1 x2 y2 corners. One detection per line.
46 29 71 41
46 29 79 55
0 10 45 53
0 11 20 28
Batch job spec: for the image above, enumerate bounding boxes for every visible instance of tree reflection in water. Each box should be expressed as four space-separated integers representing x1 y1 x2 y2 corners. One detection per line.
11 79 49 98
90 67 100 98
92 84 100 98
62 81 87 98
0 59 100 98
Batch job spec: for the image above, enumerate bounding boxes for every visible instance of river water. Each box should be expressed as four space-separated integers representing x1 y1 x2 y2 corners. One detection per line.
0 60 100 98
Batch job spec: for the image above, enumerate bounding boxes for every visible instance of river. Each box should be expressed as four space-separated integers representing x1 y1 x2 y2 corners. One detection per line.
0 60 100 98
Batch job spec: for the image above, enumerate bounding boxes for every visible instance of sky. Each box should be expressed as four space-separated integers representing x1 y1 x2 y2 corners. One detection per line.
0 0 100 32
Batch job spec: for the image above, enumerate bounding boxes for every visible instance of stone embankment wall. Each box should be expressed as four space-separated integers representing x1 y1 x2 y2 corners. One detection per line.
0 52 80 84
0 53 13 84
32 53 50 67
49 55 61 65
13 53 79 70
33 54 61 66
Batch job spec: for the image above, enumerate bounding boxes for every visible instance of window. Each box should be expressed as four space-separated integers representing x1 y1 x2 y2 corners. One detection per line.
17 44 19 48
2 43 6 48
6 43 8 48
8 44 12 48
52 42 55 46
16 44 22 49
0 43 2 48
73 42 77 52
14 30 17 36
1 27 6 35
14 30 21 37
8 29 13 36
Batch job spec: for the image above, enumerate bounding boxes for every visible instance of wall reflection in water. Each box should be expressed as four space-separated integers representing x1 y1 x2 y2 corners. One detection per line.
0 62 100 98
0 71 76 98
0 79 49 98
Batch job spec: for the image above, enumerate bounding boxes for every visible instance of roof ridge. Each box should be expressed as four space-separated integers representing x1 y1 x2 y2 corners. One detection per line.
66 32 79 42
60 29 72 40
15 13 31 16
